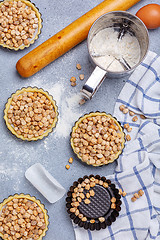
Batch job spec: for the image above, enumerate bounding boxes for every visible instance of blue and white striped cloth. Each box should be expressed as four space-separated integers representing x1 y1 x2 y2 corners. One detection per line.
74 51 160 240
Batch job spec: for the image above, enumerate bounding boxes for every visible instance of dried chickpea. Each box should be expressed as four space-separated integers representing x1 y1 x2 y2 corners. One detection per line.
79 74 84 80
68 157 73 164
90 219 95 224
123 123 130 129
82 217 87 222
140 115 146 120
126 134 131 141
86 193 90 198
70 77 76 82
127 127 132 132
122 191 127 197
129 111 135 116
71 82 76 87
65 165 70 170
111 197 116 203
119 189 123 195
132 116 138 122
111 203 116 209
119 105 125 111
76 63 81 70
84 199 90 204
131 196 137 202
138 189 144 196
98 217 105 223
123 108 129 114
134 193 139 199
79 99 86 105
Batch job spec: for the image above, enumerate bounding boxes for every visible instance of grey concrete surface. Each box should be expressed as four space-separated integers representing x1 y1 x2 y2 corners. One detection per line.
0 0 160 239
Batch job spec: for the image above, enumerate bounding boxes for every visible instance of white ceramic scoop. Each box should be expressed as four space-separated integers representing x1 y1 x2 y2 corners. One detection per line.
25 163 66 203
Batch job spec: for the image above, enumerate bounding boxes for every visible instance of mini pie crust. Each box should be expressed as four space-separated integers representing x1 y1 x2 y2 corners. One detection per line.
4 87 58 141
71 112 125 166
0 193 49 240
66 175 122 231
0 0 42 50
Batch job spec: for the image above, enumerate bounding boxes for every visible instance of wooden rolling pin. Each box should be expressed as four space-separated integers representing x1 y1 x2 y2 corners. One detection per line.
16 0 142 78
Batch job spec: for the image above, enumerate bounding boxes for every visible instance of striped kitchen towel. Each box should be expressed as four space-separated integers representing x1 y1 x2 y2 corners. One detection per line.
74 51 160 240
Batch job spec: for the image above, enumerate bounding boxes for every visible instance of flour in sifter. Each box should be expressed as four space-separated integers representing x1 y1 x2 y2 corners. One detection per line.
90 27 141 72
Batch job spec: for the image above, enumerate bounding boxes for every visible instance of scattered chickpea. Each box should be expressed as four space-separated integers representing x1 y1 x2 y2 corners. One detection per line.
79 74 84 80
129 111 135 116
111 197 116 203
89 189 95 197
111 203 116 209
127 127 132 132
131 196 137 202
76 63 81 70
90 219 95 224
140 114 146 120
103 182 108 188
123 108 129 114
82 217 87 222
138 189 144 196
119 105 125 111
84 199 90 204
77 197 82 203
98 180 103 186
68 157 73 164
78 214 83 219
122 191 127 197
79 193 85 199
90 182 95 188
98 217 105 223
70 208 76 213
119 189 123 195
134 193 139 199
132 116 138 122
124 123 130 129
85 184 90 191
70 77 76 82
126 134 131 141
75 209 79 216
65 165 70 170
86 193 90 198
71 82 76 87
79 99 86 105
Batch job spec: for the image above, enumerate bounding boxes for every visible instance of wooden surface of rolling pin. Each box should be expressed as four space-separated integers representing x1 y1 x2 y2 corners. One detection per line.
16 0 142 78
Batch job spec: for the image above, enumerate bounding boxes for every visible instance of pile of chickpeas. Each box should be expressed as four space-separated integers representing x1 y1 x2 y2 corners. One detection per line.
0 198 46 240
0 0 39 48
7 91 57 139
71 113 124 166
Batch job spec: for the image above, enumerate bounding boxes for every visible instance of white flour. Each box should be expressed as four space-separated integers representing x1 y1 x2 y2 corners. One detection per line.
54 92 82 138
90 27 141 72
30 79 85 139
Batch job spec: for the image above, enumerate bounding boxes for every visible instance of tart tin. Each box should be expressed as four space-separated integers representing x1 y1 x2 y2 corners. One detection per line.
4 87 58 141
0 193 49 240
70 112 125 166
0 0 42 50
66 175 122 231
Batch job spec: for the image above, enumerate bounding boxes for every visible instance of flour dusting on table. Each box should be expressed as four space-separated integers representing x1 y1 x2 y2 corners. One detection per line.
54 92 83 138
30 78 85 139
